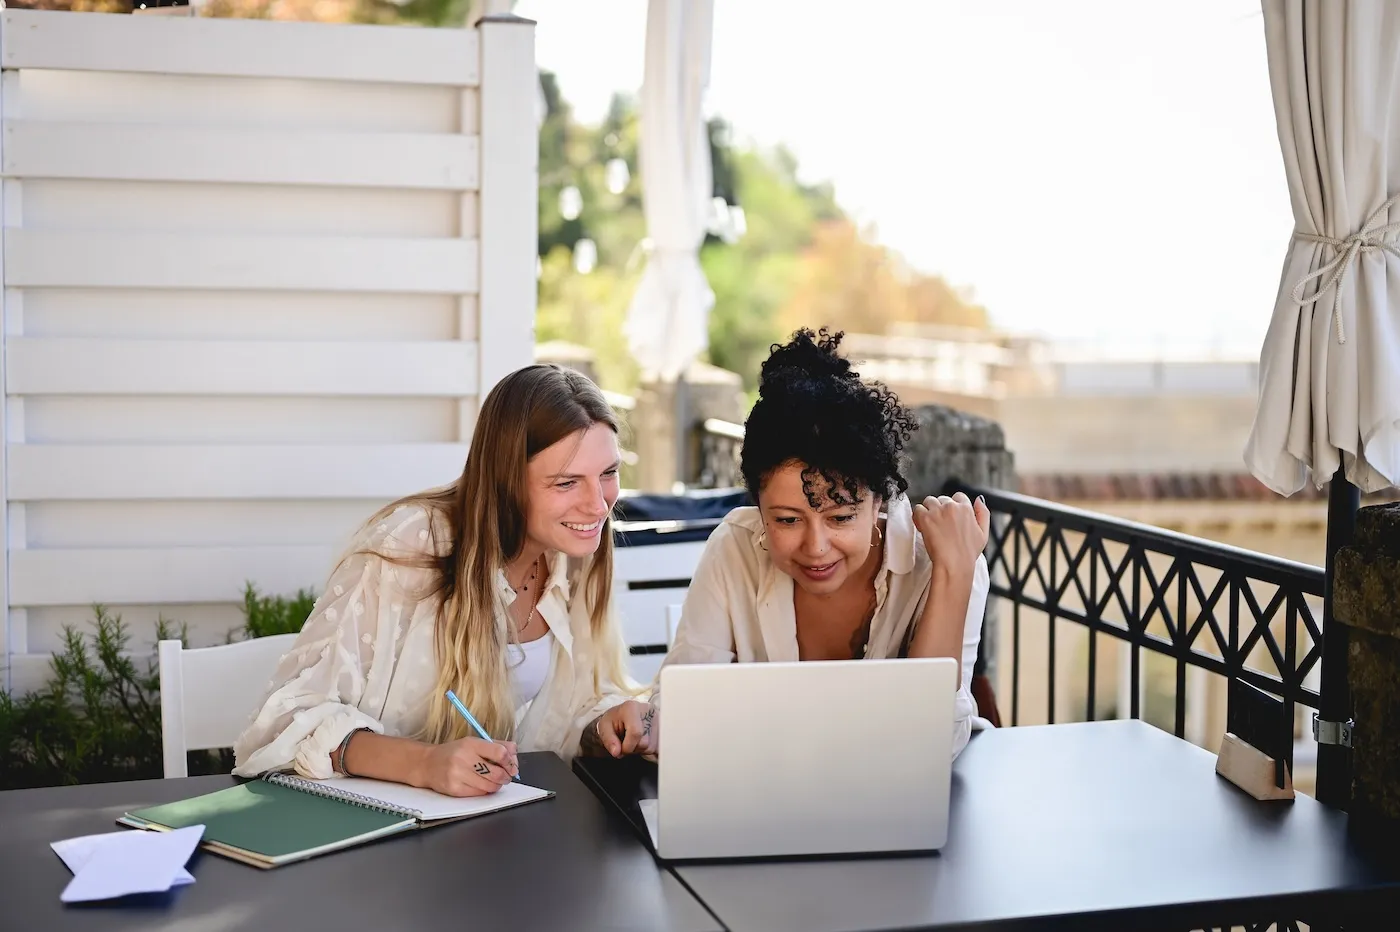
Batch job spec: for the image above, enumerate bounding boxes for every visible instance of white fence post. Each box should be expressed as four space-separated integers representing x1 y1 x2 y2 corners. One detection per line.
0 11 9 693
476 13 539 404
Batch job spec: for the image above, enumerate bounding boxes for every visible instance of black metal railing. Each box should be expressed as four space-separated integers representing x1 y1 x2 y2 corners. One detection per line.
692 418 1335 792
950 482 1325 776
694 417 743 489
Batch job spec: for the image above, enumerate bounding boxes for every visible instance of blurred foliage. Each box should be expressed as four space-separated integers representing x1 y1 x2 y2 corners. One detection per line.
240 582 319 639
778 220 989 337
535 247 642 395
534 80 988 394
535 82 847 394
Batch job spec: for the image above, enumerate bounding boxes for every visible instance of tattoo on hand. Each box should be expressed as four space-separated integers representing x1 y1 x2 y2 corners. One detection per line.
641 707 655 739
473 761 490 776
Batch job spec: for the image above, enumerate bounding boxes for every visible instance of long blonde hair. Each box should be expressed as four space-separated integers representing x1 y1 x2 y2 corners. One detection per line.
363 365 631 744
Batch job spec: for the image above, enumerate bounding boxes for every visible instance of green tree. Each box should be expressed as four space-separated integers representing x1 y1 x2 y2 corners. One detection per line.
535 78 989 395
534 85 852 393
535 247 641 392
702 146 843 388
778 218 989 337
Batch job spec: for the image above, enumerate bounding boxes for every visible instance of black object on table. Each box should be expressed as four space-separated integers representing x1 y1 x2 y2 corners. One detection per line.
0 752 721 932
576 720 1400 932
1227 677 1293 789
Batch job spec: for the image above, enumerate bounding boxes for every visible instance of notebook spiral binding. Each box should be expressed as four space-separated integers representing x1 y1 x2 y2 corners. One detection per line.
264 772 424 820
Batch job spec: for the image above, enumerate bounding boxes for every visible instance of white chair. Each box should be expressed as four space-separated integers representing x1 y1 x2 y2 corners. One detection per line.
626 603 686 688
158 634 298 778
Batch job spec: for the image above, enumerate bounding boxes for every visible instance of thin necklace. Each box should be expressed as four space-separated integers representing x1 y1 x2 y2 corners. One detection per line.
516 555 547 636
510 556 540 593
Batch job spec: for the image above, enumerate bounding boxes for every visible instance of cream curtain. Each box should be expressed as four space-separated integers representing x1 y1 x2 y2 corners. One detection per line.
1245 0 1400 495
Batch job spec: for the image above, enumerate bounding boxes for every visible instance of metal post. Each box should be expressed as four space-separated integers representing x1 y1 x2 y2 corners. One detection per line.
1316 467 1360 808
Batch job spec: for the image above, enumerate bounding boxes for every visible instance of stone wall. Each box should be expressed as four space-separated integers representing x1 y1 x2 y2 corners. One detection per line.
1334 502 1400 825
903 405 1017 500
904 404 1017 689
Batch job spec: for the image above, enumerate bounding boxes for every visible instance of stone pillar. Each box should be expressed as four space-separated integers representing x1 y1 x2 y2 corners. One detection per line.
632 379 683 494
1334 502 1400 831
902 405 1017 711
903 405 1016 499
631 362 745 493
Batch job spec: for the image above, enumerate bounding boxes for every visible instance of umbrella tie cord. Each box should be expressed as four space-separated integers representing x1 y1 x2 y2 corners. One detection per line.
1292 191 1400 346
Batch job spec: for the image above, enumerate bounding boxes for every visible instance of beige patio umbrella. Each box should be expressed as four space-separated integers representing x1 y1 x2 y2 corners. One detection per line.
623 0 716 381
1245 0 1400 496
1246 0 1400 808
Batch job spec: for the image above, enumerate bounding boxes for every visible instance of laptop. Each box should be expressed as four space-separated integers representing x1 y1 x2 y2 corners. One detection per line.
639 657 958 860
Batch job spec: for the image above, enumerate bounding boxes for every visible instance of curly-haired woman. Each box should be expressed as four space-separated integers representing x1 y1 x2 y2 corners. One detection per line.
634 328 991 759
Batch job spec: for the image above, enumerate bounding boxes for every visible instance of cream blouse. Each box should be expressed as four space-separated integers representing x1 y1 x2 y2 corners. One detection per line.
233 505 633 779
657 495 989 758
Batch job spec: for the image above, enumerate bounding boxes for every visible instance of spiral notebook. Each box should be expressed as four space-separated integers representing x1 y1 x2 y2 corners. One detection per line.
117 773 552 869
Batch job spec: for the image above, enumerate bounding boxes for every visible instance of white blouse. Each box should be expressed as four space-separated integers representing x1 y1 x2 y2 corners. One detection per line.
657 495 989 758
233 505 633 779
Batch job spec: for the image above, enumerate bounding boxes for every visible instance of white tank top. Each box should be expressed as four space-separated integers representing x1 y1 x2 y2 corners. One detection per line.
509 632 554 709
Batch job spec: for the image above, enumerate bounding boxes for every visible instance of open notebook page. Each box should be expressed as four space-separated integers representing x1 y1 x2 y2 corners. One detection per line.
314 776 551 821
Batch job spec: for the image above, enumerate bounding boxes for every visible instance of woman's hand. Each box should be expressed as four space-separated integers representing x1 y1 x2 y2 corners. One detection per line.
907 492 990 669
581 700 659 758
912 491 990 580
412 737 518 797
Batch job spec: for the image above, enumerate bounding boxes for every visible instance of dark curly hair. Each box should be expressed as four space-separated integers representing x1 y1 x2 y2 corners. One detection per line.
741 328 918 508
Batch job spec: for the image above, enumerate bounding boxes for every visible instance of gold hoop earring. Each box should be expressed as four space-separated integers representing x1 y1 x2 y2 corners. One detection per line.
871 525 883 547
757 530 769 552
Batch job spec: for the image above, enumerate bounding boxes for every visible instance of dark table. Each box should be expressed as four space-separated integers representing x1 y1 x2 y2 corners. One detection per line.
576 720 1400 931
0 752 722 932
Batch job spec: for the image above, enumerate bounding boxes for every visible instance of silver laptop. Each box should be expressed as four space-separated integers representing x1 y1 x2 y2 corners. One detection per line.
639 657 958 860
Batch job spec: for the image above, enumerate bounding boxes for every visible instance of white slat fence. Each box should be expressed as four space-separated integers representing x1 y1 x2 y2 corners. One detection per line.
0 10 538 693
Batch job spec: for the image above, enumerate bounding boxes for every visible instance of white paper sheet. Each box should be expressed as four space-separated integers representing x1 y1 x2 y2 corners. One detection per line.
52 831 197 885
55 825 203 903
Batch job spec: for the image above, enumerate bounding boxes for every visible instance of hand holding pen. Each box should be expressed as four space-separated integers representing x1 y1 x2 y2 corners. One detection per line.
446 689 521 783
408 690 519 797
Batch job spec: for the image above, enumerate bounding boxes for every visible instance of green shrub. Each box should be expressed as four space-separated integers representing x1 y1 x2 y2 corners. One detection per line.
241 582 318 639
0 585 316 790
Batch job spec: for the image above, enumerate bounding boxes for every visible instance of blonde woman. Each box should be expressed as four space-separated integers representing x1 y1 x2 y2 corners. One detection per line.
234 365 652 796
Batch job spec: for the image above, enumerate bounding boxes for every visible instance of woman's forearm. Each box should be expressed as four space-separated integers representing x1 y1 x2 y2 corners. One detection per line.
337 731 433 786
907 566 975 683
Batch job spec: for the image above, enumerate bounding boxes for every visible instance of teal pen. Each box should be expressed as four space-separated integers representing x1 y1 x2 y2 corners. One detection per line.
445 689 521 782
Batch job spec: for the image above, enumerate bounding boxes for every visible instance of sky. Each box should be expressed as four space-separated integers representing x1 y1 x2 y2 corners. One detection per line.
514 0 1292 356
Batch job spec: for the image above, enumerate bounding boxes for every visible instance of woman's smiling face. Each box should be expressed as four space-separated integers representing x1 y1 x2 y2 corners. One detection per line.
523 423 621 558
757 462 880 595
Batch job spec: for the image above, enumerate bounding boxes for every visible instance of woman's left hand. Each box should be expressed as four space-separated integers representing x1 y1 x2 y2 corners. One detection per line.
582 700 659 758
912 491 991 580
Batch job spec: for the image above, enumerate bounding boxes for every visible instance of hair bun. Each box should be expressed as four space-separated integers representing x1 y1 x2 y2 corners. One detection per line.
741 327 917 504
758 328 855 399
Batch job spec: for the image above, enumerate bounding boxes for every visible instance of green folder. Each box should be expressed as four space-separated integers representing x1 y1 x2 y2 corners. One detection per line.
119 781 416 869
